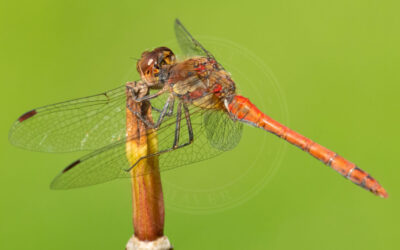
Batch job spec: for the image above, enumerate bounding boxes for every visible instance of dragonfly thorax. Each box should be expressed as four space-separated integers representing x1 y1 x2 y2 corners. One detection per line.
167 57 237 110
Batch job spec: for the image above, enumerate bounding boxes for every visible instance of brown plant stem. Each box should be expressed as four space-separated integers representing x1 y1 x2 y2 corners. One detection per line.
125 90 168 244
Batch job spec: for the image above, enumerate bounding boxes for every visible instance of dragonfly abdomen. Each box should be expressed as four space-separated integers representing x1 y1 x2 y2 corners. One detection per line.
226 95 388 198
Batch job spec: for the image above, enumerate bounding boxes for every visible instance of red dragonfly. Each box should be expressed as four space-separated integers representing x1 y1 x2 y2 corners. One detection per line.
9 19 387 198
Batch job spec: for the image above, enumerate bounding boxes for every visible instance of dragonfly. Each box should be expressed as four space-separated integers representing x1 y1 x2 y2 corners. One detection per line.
9 19 387 198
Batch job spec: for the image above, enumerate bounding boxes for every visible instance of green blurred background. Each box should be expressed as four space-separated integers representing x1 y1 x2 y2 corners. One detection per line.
1 0 399 249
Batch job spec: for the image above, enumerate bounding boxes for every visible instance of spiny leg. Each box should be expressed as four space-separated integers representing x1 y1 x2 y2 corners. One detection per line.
172 101 182 148
153 95 174 129
126 84 167 103
183 103 194 143
166 98 175 116
152 98 174 116
126 102 183 172
125 101 194 172
133 89 166 102
127 95 174 129
151 106 162 113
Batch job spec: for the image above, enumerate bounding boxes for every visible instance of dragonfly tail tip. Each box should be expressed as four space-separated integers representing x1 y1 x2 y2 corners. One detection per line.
376 187 388 198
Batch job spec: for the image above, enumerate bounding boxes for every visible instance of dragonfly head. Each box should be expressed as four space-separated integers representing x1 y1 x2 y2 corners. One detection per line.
137 47 176 86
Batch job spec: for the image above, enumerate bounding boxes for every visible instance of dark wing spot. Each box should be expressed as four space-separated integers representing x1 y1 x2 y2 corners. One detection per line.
18 110 37 122
62 160 81 173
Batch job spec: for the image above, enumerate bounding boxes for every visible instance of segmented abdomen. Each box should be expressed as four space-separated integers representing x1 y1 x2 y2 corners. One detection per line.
226 95 388 198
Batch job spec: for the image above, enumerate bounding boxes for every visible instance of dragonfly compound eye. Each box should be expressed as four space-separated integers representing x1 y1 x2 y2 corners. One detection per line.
150 47 175 66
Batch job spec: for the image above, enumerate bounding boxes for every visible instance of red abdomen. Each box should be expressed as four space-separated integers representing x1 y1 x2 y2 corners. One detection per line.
226 95 388 198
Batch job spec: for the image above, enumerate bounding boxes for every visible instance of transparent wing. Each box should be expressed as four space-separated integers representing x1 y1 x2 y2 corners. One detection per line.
9 85 129 152
9 84 174 153
174 19 216 60
156 103 243 173
51 93 243 189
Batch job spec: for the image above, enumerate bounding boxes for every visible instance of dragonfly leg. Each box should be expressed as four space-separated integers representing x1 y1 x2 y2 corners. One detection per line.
166 98 175 117
125 101 194 172
126 82 167 102
152 98 174 116
152 95 174 128
126 95 174 129
151 105 162 113
126 81 149 100
126 104 155 128
172 101 182 147
182 103 194 143
171 102 193 147
134 89 167 102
